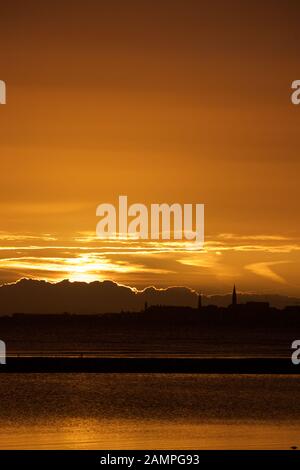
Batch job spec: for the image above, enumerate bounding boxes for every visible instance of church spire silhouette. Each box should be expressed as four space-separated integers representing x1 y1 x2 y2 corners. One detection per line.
232 284 237 306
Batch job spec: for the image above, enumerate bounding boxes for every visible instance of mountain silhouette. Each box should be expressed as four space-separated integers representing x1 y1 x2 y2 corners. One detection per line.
0 278 298 314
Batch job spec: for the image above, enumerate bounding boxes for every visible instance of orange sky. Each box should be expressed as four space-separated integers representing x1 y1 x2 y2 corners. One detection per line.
0 1 300 295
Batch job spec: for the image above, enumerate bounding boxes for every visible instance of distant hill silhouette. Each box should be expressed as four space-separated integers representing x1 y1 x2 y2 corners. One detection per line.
0 278 298 314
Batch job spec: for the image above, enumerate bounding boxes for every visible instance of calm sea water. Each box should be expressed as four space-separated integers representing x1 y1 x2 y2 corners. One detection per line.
0 373 299 449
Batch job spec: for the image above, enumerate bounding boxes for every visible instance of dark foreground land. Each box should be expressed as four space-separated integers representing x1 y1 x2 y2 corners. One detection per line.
0 305 299 372
1 356 298 373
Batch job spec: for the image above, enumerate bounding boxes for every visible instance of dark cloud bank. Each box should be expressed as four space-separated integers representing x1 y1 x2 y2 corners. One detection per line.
0 279 298 314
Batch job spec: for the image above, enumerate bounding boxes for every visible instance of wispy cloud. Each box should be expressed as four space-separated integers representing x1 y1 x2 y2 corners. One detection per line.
244 261 290 284
0 231 57 242
0 231 298 293
217 233 291 241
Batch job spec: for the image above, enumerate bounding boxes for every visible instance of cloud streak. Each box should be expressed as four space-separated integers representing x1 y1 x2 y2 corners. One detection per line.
244 261 290 284
0 231 299 294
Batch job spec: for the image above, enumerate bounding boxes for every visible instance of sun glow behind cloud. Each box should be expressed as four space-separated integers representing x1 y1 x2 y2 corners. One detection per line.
0 231 299 294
